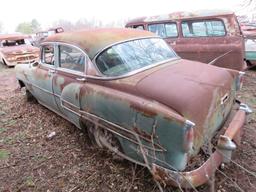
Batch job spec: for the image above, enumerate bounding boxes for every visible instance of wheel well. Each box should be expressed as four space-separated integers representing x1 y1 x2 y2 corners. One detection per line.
18 80 25 88
2 59 6 65
246 59 252 67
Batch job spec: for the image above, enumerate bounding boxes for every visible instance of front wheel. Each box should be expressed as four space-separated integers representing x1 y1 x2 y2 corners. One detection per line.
25 89 37 103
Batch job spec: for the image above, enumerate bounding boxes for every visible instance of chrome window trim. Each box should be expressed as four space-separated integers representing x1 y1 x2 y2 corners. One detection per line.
41 41 89 75
41 37 180 81
39 43 57 68
92 36 180 80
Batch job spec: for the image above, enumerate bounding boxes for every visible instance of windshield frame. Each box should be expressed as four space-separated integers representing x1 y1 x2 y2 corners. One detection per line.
92 37 179 79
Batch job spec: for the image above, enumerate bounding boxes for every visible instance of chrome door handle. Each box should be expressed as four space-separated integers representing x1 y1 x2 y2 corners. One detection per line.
76 77 86 82
48 69 55 76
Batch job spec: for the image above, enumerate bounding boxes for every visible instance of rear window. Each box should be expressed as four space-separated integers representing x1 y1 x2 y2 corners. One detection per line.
182 20 226 37
148 23 178 38
96 38 177 76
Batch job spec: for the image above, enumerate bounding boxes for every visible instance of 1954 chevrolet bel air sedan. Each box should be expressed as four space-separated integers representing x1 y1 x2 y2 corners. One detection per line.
15 28 252 188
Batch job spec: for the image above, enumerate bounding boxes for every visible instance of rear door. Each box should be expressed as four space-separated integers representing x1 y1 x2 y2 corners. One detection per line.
52 43 87 128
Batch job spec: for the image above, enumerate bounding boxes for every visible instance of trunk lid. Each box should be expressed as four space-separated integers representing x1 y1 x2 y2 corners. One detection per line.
135 59 238 153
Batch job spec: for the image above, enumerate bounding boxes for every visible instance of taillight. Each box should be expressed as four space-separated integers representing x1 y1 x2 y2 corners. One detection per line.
183 120 195 154
236 71 245 91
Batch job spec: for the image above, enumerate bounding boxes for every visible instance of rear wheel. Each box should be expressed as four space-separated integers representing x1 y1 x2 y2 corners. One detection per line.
86 122 124 160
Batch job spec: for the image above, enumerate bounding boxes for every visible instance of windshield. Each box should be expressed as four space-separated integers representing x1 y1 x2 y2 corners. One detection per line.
96 38 177 76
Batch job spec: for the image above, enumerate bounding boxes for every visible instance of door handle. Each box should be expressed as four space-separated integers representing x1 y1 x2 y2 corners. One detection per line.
48 69 55 76
170 41 176 45
76 77 86 82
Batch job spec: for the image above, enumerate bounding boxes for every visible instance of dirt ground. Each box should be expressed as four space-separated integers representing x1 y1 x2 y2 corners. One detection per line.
0 63 256 192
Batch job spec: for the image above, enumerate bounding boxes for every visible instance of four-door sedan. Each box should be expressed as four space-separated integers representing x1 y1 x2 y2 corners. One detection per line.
15 28 251 188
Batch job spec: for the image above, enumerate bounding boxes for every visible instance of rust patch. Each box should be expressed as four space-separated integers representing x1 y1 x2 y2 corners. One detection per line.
130 103 157 117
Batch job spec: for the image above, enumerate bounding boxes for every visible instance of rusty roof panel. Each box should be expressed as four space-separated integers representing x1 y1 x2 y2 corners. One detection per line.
44 28 157 59
127 10 234 24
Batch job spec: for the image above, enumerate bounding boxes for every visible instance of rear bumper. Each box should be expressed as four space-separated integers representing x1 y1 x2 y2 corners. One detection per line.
152 103 252 188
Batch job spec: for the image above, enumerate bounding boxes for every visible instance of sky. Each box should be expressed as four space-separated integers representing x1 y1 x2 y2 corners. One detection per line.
0 0 248 33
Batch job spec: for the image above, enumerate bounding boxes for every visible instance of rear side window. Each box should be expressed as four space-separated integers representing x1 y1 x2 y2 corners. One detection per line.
59 45 85 72
41 45 55 65
148 23 178 38
182 20 226 37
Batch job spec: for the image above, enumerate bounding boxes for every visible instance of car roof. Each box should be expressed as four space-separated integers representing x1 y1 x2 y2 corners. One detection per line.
0 34 29 41
44 28 157 60
126 10 234 24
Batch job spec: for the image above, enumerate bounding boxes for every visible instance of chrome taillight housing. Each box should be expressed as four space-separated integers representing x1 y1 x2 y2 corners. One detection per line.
236 71 245 91
183 120 195 154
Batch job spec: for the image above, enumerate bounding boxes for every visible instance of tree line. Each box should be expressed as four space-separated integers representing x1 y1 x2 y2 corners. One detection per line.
0 18 127 34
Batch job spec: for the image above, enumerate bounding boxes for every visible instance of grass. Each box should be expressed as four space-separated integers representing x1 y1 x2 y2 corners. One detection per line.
0 127 6 133
25 176 35 187
0 149 10 160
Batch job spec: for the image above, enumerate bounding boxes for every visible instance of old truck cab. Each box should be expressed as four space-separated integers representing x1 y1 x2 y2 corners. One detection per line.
126 10 246 71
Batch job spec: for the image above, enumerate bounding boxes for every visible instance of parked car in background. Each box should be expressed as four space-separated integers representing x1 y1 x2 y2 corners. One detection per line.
126 10 246 71
245 39 256 67
33 27 64 47
16 28 251 188
0 34 39 67
240 23 256 39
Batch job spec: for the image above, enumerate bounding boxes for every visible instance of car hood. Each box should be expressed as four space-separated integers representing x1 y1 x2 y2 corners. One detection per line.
1 45 39 55
134 59 238 153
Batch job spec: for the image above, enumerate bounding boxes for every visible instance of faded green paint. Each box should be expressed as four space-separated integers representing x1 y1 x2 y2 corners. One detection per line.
80 84 187 171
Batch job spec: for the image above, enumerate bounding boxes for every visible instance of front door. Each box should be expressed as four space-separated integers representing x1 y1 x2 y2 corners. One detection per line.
30 44 59 112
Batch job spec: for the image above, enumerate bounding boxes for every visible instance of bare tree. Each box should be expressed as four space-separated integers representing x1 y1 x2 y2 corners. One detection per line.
52 18 128 32
240 0 256 22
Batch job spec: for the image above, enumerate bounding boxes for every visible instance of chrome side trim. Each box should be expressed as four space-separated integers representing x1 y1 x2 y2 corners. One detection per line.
60 98 166 152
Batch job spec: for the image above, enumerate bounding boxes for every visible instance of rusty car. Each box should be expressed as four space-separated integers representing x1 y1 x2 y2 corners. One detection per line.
245 38 256 67
15 28 251 188
125 10 247 71
0 34 39 67
241 23 256 39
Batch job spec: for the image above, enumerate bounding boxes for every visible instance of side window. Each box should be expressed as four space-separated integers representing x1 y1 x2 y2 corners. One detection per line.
59 45 85 72
182 20 226 37
133 25 144 30
41 45 55 65
148 23 178 38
